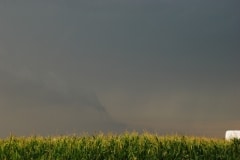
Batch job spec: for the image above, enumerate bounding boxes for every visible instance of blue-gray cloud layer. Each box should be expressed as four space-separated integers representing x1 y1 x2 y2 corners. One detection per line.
0 0 240 137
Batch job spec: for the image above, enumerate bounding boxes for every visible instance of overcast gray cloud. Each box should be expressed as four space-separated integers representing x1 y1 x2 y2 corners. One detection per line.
0 0 240 138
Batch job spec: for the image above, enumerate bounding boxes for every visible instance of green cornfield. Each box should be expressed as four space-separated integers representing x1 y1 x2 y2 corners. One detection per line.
0 132 240 160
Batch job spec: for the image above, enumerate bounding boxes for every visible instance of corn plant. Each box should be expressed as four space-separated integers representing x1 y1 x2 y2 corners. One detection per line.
0 132 240 160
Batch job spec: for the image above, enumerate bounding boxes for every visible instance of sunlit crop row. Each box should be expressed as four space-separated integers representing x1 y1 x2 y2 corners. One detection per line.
0 132 239 160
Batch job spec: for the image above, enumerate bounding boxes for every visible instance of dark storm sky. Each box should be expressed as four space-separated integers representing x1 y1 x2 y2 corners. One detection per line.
0 0 240 138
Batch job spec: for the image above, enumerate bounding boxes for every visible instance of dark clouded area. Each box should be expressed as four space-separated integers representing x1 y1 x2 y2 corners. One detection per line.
0 0 240 138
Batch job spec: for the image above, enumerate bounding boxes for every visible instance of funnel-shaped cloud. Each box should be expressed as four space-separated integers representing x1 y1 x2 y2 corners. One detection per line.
0 69 126 137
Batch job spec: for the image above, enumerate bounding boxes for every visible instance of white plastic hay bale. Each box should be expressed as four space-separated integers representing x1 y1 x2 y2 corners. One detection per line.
225 130 240 140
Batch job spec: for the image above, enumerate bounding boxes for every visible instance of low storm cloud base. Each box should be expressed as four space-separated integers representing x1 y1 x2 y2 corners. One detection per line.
0 0 240 138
